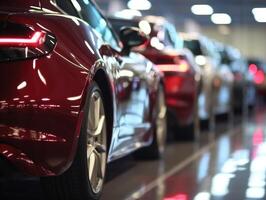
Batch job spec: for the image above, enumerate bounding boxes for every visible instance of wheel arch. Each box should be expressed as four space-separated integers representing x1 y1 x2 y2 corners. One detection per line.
92 69 114 151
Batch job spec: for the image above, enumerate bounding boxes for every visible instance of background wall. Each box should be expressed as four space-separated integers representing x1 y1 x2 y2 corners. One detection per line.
200 25 266 61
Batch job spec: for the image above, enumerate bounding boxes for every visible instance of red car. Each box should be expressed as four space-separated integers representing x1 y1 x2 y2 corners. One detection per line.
0 1 167 199
109 16 200 140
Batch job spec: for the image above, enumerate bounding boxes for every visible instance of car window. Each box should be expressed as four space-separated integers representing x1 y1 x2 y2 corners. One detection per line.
163 27 175 49
73 0 121 50
164 24 183 50
151 24 175 50
110 18 139 36
206 40 221 62
184 39 203 56
195 38 218 60
55 0 79 17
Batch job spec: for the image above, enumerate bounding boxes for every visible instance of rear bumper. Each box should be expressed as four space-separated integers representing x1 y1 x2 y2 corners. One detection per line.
0 53 88 176
164 73 196 125
0 143 52 176
256 84 266 96
0 154 18 177
167 105 194 127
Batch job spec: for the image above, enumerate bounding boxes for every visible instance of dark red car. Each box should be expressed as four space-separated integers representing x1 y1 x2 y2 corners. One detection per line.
0 1 167 199
109 16 200 140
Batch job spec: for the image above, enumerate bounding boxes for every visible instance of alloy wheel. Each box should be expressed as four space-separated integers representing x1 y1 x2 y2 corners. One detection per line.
86 91 107 194
156 87 167 155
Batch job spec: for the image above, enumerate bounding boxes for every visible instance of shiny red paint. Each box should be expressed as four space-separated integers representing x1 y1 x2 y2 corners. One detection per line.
0 11 94 175
0 1 41 9
164 194 188 200
254 70 265 85
140 49 197 125
0 1 162 176
249 64 258 75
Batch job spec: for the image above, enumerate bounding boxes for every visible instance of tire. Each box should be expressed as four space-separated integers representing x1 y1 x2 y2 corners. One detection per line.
174 95 200 141
135 85 167 159
208 102 216 132
174 119 199 141
41 82 108 200
174 123 195 141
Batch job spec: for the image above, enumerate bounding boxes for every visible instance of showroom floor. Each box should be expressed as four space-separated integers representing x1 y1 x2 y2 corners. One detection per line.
102 109 265 200
1 108 266 200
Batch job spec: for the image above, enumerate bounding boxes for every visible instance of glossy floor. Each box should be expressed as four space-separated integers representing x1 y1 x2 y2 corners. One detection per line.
104 109 266 200
0 109 265 200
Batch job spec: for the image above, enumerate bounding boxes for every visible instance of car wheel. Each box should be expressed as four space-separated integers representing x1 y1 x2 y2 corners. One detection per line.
135 84 167 159
186 98 200 141
176 123 195 141
41 82 107 200
208 106 216 132
174 96 200 141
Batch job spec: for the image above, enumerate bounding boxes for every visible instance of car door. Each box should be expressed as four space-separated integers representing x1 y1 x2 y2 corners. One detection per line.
207 41 233 114
201 38 222 114
73 0 151 159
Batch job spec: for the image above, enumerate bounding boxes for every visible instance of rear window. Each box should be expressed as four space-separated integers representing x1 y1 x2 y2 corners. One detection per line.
109 18 139 35
55 0 79 17
184 39 203 56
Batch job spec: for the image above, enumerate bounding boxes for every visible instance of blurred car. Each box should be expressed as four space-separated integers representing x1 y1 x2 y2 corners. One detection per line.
109 16 200 140
220 46 256 111
247 58 266 101
182 34 234 125
0 0 167 199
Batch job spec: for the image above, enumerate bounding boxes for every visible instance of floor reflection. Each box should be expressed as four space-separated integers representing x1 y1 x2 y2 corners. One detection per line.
137 109 266 200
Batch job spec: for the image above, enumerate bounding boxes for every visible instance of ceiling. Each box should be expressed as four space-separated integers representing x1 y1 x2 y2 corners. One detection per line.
96 0 266 27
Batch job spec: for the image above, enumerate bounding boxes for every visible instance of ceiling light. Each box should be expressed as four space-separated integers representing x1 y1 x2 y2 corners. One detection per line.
254 15 266 23
127 0 152 11
191 4 213 15
252 8 266 23
252 8 266 16
211 13 232 24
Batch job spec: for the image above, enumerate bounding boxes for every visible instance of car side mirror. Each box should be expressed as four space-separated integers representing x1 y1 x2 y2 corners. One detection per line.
119 27 148 55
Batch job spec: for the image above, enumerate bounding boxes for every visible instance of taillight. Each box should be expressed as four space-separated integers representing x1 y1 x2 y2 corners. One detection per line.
157 60 190 73
254 70 265 84
0 31 46 47
0 21 56 62
249 64 258 74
